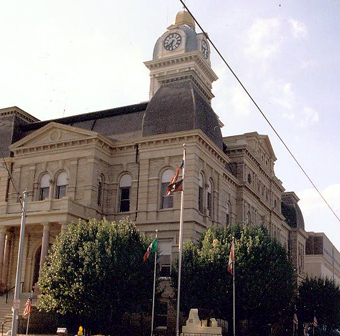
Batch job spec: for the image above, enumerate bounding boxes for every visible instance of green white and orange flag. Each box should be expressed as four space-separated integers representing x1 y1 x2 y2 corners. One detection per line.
143 238 158 262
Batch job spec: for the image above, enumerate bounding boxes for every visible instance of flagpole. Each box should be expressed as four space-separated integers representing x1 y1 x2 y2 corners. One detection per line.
11 191 28 336
176 144 186 336
232 237 236 336
150 231 158 336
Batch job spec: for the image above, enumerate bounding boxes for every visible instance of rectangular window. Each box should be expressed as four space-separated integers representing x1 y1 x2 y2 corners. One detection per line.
198 186 203 213
158 241 171 277
40 187 49 200
226 214 230 226
161 183 173 209
156 301 168 328
120 187 130 212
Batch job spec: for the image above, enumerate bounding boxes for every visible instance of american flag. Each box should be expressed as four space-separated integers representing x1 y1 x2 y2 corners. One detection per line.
293 313 298 325
228 241 234 275
313 316 318 327
23 298 32 317
166 161 184 195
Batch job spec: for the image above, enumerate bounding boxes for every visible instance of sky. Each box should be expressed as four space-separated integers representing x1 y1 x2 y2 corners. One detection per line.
1 0 340 249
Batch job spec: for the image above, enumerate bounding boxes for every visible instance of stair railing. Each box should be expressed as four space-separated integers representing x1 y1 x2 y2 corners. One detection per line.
4 282 24 303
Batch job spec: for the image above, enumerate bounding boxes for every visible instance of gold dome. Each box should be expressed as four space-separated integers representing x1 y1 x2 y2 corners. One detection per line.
174 10 195 29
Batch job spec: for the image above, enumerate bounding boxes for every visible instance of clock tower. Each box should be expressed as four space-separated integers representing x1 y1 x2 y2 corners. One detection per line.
144 10 218 102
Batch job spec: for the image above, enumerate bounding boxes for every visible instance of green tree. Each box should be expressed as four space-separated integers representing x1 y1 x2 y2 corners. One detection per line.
38 218 155 334
171 224 294 336
297 277 340 333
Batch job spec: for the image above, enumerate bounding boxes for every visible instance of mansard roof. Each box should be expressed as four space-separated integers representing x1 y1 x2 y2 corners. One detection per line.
19 102 148 142
281 192 305 230
142 80 223 149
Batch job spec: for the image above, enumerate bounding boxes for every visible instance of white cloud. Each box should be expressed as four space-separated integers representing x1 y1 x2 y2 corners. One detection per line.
288 19 307 38
299 184 340 216
301 60 316 69
245 18 282 60
231 86 251 116
299 107 319 127
274 82 295 110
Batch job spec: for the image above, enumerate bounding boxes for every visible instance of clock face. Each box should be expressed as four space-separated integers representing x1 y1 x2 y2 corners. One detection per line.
164 33 182 51
201 39 209 59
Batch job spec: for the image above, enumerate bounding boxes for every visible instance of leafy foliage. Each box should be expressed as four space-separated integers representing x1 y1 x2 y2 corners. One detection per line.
171 224 294 336
297 277 340 333
38 218 155 334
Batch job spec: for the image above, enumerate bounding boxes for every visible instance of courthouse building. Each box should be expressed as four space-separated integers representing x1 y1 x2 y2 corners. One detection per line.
0 10 331 317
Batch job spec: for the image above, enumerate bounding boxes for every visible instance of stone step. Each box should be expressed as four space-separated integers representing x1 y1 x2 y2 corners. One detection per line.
0 293 35 334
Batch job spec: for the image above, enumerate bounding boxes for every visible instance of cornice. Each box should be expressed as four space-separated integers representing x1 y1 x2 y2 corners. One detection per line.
0 106 39 123
144 51 218 83
134 129 239 186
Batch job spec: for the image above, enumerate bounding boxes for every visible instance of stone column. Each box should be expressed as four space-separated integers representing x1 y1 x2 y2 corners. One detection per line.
0 226 6 280
61 222 68 234
2 233 11 285
39 223 50 272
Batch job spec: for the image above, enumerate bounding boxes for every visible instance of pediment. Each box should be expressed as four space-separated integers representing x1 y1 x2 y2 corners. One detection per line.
10 122 107 152
257 135 277 161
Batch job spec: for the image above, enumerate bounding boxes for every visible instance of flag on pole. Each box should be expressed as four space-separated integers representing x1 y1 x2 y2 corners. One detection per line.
313 316 318 327
228 241 234 275
293 313 298 325
23 298 32 317
166 161 184 195
143 238 158 262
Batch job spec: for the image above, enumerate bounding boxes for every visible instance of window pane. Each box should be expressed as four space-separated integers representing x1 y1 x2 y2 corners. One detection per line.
121 187 130 200
161 183 173 209
207 192 212 216
40 174 50 188
120 187 130 212
97 181 102 206
57 172 67 186
40 187 49 200
120 200 130 212
198 187 203 213
120 174 132 187
56 185 66 199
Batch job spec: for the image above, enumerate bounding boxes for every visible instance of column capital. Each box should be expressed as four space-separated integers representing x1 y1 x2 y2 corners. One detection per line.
41 222 51 231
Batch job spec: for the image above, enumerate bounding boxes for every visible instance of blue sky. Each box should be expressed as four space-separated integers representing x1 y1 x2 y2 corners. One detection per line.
1 0 339 249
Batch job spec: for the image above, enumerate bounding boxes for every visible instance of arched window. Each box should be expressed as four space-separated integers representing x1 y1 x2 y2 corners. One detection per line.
56 172 67 199
226 202 231 226
198 173 203 213
206 179 212 217
40 173 50 200
161 170 174 209
119 174 132 212
97 175 104 206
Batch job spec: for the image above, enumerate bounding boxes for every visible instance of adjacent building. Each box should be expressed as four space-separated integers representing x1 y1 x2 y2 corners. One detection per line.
305 232 340 284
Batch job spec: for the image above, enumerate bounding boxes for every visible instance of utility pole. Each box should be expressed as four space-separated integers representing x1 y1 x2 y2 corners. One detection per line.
11 191 28 336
